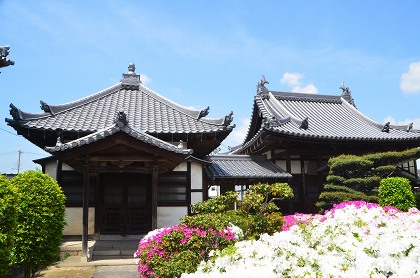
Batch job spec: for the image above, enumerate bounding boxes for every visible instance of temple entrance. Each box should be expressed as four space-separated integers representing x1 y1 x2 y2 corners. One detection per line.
100 173 151 235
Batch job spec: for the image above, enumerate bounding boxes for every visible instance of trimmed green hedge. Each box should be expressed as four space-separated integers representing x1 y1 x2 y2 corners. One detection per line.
0 175 17 278
317 148 420 213
11 171 66 278
378 177 416 211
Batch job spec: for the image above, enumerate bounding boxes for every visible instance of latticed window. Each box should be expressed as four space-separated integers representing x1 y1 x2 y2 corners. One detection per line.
59 171 95 206
158 171 188 204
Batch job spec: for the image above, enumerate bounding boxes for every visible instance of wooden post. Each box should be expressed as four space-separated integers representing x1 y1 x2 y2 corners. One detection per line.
82 164 90 261
151 165 158 230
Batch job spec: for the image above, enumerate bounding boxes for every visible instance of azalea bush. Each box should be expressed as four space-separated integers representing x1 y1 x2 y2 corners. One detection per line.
134 224 241 278
182 201 420 277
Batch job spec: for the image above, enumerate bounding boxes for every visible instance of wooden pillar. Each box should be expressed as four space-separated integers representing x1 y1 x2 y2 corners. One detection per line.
151 165 158 230
301 158 307 213
56 160 62 183
82 164 90 261
186 162 191 215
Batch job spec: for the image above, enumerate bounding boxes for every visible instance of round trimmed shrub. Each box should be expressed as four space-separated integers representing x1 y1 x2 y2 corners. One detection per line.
11 171 66 278
0 175 17 278
378 177 416 211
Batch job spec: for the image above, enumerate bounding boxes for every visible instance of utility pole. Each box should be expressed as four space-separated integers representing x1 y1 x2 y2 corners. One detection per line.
17 146 21 173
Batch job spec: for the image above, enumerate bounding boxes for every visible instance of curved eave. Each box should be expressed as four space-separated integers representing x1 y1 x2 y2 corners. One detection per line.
263 126 420 143
235 125 420 155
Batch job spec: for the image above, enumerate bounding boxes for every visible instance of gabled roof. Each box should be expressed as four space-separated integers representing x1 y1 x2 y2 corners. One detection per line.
44 116 193 156
235 82 420 154
205 154 291 179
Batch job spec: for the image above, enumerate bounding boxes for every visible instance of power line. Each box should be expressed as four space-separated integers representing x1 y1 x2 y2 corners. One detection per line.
0 151 17 156
0 150 45 156
0 127 17 136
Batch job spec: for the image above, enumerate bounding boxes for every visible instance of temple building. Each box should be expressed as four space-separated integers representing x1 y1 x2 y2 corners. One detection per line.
5 64 420 258
231 78 420 213
6 64 290 255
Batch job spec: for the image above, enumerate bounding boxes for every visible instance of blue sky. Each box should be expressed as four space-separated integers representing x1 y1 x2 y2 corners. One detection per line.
1 0 420 173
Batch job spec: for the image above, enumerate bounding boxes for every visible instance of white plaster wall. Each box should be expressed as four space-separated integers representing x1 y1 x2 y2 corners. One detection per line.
173 162 187 171
191 191 203 204
62 163 74 171
276 160 287 171
63 207 95 236
157 207 188 228
44 161 57 179
275 159 301 174
262 151 271 159
190 162 203 189
290 160 302 174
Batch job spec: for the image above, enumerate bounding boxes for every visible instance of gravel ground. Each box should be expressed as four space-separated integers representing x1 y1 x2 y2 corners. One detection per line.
34 266 95 278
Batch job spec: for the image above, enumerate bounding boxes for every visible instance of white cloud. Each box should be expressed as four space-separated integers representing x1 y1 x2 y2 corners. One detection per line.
291 84 318 94
400 62 420 94
280 72 318 94
140 74 151 85
281 72 302 87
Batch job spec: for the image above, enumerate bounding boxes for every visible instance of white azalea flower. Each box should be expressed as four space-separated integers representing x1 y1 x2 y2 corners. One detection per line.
181 202 420 277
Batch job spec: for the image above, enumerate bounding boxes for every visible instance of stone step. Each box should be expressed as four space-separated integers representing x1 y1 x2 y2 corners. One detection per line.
93 255 136 261
93 249 136 256
90 238 140 260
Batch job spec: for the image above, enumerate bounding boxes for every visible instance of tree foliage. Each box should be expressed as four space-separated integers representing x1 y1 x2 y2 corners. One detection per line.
11 171 66 278
0 175 17 278
317 148 420 213
186 182 294 239
378 177 416 211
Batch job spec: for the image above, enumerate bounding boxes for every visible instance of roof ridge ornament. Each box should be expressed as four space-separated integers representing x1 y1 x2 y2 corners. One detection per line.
115 111 128 127
407 123 413 132
198 106 210 119
257 75 269 94
40 100 54 115
223 111 234 126
121 63 141 89
339 81 356 107
263 116 279 128
382 122 390 133
299 117 309 130
0 45 15 72
9 103 22 120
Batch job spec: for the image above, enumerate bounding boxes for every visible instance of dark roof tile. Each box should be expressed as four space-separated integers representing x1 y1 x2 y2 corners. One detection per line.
205 155 291 179
7 81 233 135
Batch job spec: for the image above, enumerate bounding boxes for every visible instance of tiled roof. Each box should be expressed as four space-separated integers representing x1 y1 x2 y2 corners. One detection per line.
45 120 193 155
6 64 234 135
205 155 292 179
235 89 420 153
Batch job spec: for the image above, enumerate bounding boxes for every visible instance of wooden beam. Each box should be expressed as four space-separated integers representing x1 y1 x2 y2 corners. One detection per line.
86 154 164 162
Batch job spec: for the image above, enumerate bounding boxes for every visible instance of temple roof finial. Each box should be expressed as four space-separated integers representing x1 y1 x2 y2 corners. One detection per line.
128 63 136 74
121 63 141 89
